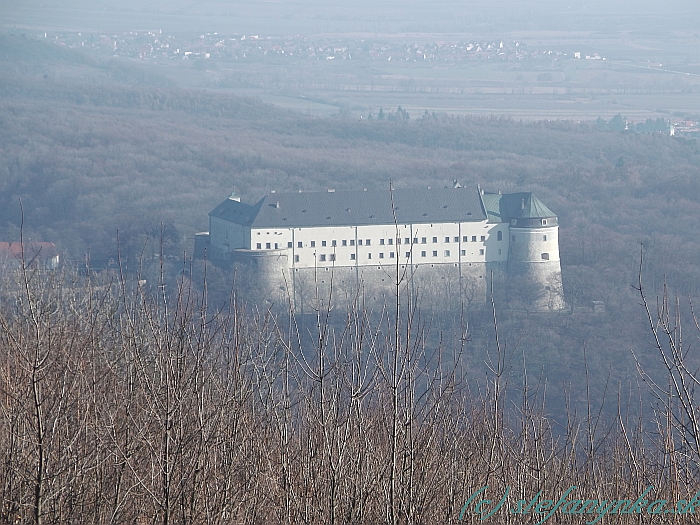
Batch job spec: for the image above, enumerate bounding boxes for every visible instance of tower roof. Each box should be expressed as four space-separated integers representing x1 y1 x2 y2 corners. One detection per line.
481 192 557 224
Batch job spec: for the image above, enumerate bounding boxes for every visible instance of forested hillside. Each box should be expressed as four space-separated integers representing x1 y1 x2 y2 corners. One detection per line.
2 34 700 420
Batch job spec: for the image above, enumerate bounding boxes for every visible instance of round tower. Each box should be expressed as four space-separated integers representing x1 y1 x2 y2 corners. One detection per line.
507 195 565 311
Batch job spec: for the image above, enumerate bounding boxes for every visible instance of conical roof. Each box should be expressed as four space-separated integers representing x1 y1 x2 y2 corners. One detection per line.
482 192 556 223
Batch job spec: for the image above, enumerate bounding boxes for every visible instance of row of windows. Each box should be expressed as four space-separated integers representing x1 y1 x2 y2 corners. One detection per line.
293 248 498 263
257 232 511 251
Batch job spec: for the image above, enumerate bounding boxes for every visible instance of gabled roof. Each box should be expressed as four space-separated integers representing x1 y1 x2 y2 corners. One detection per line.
0 242 59 260
481 192 556 223
211 187 487 228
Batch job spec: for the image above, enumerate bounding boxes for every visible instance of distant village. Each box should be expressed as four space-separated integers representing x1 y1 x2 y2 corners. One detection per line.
39 30 574 65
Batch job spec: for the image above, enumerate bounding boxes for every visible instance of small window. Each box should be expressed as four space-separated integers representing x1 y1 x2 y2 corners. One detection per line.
421 237 427 244
380 239 385 245
541 253 550 260
454 236 459 243
265 242 271 249
444 250 450 257
311 241 316 248
358 239 363 246
421 251 427 257
256 243 262 249
274 243 278 249
367 253 372 259
350 253 356 260
332 240 337 247
479 249 484 255
388 238 393 245
342 239 347 246
472 236 477 242
432 250 438 257
405 252 411 258
287 242 293 248
366 239 371 246
542 219 547 226
319 254 326 262
461 249 466 256
480 236 485 242
543 235 547 242
405 238 410 244
350 239 355 246
379 253 384 259
330 254 336 261
432 236 438 243
498 249 502 255
297 241 303 248
497 231 502 241
294 255 299 262
389 252 395 258
322 240 327 247
463 236 468 242
414 238 419 244
445 237 450 243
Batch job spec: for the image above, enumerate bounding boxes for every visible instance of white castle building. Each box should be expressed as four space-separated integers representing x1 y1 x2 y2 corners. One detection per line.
196 185 565 311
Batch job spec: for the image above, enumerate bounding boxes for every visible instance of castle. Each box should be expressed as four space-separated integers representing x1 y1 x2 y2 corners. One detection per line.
195 185 565 311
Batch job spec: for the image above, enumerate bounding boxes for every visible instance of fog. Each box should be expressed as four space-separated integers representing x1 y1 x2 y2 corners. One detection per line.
4 0 700 34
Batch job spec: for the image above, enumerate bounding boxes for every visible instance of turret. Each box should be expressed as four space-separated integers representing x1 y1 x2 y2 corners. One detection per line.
507 194 565 311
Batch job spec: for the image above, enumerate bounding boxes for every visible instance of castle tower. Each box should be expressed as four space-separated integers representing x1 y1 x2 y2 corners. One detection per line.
506 194 565 311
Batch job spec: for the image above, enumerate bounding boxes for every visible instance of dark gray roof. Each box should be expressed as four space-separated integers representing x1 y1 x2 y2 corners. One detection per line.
481 192 557 223
210 187 487 228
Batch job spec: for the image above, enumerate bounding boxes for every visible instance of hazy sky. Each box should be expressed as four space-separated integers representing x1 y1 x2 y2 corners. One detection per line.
3 0 700 35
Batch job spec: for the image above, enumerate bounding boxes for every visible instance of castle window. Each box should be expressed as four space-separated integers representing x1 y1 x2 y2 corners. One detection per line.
294 255 299 263
472 236 477 242
405 237 410 244
311 241 316 247
454 236 459 243
379 252 384 259
432 237 438 243
421 251 427 257
368 253 372 259
366 239 371 246
388 238 393 245
390 252 395 258
298 241 303 248
444 250 450 257
432 250 438 257
380 239 385 245
479 249 484 255
332 240 337 247
461 250 466 256
319 254 326 262
414 238 419 244
480 236 485 242
266 243 271 249
445 236 450 243
350 239 355 246
541 253 550 260
405 252 411 258
322 240 327 247
421 237 427 244
542 219 548 226
463 236 468 242
330 254 336 261
342 240 347 246
288 242 293 248
543 235 547 241
256 243 262 249
358 239 363 246
350 253 356 260
497 231 502 241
